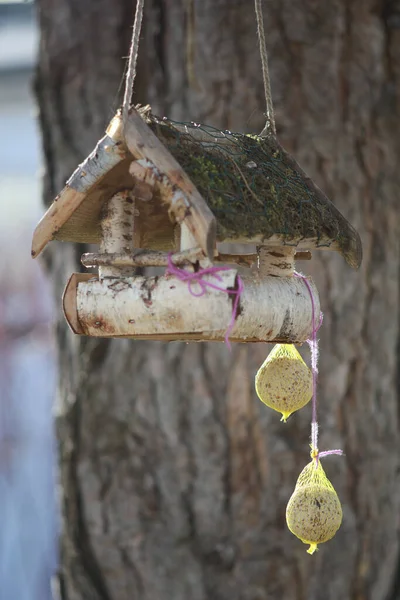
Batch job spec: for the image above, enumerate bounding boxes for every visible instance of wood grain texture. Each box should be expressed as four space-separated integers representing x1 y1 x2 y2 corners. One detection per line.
98 191 136 278
73 272 319 342
35 0 400 599
63 273 96 334
123 109 217 259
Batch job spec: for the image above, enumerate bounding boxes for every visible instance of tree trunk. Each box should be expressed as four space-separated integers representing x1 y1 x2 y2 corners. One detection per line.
35 1 400 599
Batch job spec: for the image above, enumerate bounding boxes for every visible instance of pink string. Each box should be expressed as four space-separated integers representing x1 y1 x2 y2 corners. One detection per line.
166 254 244 350
318 449 344 459
294 272 319 450
294 271 343 465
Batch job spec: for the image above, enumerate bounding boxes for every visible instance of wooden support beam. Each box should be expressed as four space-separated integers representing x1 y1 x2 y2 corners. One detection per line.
82 248 204 269
98 190 136 278
81 249 311 269
258 246 296 277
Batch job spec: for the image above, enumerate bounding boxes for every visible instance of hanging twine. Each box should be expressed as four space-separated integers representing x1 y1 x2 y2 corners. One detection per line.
123 0 275 136
254 0 276 136
123 0 145 120
294 272 343 465
166 254 244 350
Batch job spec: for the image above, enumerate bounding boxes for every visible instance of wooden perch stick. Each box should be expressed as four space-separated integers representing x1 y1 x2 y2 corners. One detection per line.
82 248 204 268
81 249 311 269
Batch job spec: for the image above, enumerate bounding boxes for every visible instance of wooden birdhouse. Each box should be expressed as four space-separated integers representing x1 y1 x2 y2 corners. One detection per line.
31 106 362 344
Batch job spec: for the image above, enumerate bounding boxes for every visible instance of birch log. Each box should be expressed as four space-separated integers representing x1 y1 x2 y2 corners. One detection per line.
98 191 136 278
69 272 320 342
258 246 296 277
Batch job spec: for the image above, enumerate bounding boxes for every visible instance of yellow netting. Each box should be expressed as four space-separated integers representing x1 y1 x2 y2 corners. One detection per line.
286 459 342 554
255 344 312 421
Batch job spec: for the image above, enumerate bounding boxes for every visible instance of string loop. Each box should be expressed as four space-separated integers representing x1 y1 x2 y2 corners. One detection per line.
294 271 343 464
123 0 276 138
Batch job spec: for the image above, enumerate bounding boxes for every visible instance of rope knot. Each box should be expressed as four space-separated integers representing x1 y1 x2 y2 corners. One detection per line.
165 254 244 349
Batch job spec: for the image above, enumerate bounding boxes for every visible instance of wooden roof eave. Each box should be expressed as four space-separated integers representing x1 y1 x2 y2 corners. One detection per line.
31 109 217 260
31 114 128 258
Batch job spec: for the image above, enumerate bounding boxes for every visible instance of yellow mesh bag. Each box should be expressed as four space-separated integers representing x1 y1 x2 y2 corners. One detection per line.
286 459 342 554
255 344 312 421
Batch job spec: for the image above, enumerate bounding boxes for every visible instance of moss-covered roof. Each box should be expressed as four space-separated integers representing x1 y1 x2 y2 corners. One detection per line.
144 111 362 268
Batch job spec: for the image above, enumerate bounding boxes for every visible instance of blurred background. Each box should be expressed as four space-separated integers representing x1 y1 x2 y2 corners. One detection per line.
2 0 399 598
0 1 57 598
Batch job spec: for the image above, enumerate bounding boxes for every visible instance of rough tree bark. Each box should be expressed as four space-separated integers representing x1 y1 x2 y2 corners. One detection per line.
35 1 400 599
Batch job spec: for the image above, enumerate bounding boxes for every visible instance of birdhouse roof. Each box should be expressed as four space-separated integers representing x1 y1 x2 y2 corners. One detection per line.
32 107 362 268
147 113 362 268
